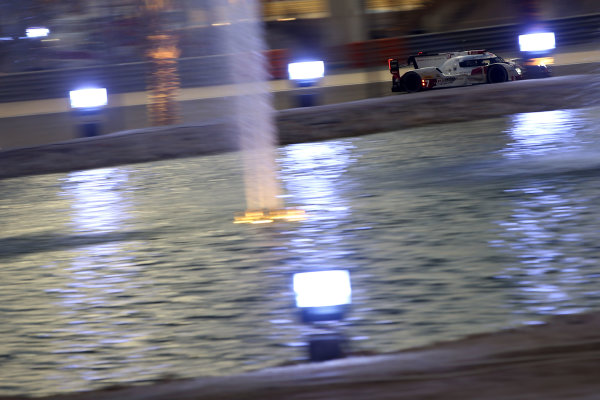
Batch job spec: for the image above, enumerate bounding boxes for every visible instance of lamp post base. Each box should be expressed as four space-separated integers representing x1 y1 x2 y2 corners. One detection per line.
308 333 346 362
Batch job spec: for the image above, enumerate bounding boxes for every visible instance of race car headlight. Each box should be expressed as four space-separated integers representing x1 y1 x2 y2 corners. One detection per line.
515 67 522 75
519 32 556 52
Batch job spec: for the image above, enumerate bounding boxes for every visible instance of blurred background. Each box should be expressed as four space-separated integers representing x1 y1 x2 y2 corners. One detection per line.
0 0 598 148
1 3 600 397
1 0 597 72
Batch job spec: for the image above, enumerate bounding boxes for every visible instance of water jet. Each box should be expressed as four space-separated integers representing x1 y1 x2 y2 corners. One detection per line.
222 0 304 224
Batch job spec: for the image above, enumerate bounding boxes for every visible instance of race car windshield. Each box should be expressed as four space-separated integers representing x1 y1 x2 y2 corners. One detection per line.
459 57 504 67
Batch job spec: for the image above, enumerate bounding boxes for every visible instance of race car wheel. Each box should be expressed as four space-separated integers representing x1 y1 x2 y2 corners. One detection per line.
487 64 508 84
401 71 422 93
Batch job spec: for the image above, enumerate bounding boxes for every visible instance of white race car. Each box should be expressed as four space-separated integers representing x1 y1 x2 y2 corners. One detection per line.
388 50 523 93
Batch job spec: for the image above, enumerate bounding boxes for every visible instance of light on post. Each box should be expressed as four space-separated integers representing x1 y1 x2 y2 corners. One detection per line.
518 32 556 52
518 31 555 78
287 60 325 107
293 270 351 322
69 87 108 138
69 88 108 109
288 61 325 82
293 270 352 362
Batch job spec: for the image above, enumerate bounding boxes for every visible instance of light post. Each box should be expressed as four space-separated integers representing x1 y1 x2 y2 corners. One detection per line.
516 0 554 79
293 270 351 361
69 87 108 137
287 60 324 107
518 31 555 78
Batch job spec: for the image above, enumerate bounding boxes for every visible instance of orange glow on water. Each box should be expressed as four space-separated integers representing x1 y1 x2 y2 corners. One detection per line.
234 208 306 224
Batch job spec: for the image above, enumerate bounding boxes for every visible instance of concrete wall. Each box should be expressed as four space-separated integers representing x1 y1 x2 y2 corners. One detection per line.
0 81 391 150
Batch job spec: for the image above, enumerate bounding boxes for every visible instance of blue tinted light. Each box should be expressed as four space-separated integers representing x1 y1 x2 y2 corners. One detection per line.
519 32 556 52
69 88 108 109
288 61 325 81
293 270 351 308
26 27 50 38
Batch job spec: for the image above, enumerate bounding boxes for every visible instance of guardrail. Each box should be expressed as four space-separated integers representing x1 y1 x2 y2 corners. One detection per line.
408 13 600 53
0 13 598 103
340 13 600 67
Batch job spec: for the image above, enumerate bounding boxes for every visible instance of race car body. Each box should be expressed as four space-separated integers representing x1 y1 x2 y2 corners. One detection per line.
389 50 523 93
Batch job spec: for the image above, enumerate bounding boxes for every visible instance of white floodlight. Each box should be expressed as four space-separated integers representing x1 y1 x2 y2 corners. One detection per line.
293 270 352 360
293 270 351 322
519 32 556 52
69 88 108 109
26 27 50 38
288 61 325 81
294 269 351 309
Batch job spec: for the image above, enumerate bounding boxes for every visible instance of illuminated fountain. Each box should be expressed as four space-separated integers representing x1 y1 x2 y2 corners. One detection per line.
222 0 305 224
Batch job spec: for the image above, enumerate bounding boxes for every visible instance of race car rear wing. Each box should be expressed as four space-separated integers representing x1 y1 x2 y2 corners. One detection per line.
405 50 489 69
408 53 449 69
388 53 445 73
388 50 490 75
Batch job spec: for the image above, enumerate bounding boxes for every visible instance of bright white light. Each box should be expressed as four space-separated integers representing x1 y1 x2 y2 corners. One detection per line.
288 61 325 81
26 27 50 38
69 88 108 109
293 270 351 308
519 32 556 52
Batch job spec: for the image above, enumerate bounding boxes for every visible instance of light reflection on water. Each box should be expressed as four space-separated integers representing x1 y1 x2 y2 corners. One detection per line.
279 141 356 266
501 109 585 159
1 108 600 396
63 168 133 233
49 168 153 390
495 182 593 320
492 109 599 321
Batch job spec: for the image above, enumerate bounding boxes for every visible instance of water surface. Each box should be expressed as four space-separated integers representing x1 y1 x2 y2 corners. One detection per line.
1 107 600 396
